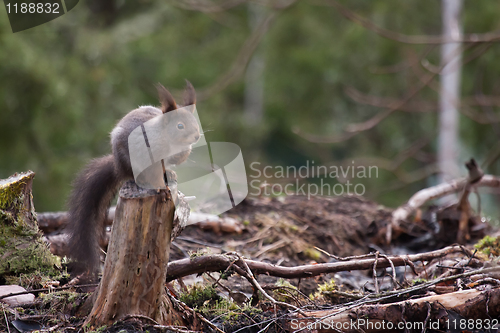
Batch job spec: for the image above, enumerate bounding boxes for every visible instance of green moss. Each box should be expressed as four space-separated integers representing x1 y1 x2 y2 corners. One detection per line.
193 293 264 329
219 269 233 280
6 271 48 290
0 210 15 224
0 224 60 276
206 300 266 331
179 284 255 325
317 279 337 293
273 279 299 303
40 290 83 314
188 248 211 259
475 235 500 257
200 299 240 319
311 278 338 301
0 175 36 232
85 325 109 333
303 247 322 261
412 278 428 285
240 302 262 316
0 173 60 277
0 176 26 210
179 284 221 309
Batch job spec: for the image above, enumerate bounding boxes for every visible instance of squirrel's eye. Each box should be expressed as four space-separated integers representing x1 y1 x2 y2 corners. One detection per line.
177 123 185 130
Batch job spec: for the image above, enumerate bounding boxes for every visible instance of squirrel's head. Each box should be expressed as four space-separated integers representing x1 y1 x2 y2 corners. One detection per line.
156 80 196 114
157 81 200 146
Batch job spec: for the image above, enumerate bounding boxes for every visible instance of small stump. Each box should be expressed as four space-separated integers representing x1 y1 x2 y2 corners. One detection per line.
85 180 185 327
0 171 59 276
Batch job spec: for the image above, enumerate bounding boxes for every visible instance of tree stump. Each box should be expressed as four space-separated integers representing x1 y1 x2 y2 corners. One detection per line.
84 180 187 327
0 171 59 276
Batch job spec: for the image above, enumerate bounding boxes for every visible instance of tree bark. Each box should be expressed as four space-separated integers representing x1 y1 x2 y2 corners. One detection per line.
84 180 184 328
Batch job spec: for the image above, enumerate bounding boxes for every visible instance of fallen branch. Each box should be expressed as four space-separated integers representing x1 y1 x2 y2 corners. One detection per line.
165 245 470 282
41 210 241 257
389 160 500 243
38 208 233 233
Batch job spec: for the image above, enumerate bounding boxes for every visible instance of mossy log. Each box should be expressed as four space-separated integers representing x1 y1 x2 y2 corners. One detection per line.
84 180 188 328
0 171 59 276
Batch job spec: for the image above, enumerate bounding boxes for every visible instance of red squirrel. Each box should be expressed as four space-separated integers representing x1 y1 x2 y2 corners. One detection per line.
66 82 200 274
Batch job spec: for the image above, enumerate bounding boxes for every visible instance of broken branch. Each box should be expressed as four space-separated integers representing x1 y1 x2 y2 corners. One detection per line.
166 246 470 282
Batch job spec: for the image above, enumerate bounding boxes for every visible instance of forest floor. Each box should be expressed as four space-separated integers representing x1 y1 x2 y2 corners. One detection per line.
1 194 499 332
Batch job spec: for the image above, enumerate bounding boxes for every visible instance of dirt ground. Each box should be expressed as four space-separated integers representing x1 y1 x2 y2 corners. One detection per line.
2 194 495 333
173 195 393 261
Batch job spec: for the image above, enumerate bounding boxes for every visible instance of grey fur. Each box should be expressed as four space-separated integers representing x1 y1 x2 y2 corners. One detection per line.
66 83 199 274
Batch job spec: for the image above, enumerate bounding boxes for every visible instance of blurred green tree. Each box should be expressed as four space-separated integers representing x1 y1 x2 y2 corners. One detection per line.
0 0 499 217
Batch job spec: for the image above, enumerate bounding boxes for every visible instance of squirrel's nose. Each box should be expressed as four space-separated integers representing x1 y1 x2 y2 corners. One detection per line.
194 134 200 142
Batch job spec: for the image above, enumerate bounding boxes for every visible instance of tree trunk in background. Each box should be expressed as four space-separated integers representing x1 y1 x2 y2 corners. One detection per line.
438 0 463 189
244 3 265 125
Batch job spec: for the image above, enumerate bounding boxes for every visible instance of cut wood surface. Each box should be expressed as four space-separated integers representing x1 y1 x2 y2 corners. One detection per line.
84 180 186 328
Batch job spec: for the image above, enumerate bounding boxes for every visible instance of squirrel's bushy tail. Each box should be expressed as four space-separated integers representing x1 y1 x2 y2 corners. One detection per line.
67 154 120 274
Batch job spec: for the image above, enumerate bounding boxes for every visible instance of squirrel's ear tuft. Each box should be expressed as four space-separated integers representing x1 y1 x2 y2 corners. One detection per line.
156 83 177 113
183 80 196 108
